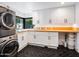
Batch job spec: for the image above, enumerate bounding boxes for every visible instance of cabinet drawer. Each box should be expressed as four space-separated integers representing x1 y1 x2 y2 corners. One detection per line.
49 37 58 46
36 32 48 36
49 32 58 36
27 32 35 35
36 36 48 44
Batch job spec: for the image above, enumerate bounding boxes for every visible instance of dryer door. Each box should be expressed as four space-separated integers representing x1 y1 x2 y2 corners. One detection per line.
0 12 15 30
1 40 19 56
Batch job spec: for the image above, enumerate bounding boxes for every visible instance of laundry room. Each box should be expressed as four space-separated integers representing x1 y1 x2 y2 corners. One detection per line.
1 1 79 57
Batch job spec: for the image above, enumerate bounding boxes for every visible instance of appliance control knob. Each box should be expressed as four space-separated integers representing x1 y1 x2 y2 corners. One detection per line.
9 37 12 39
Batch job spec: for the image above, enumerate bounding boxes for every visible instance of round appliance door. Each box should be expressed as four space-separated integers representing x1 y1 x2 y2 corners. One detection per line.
1 40 19 57
0 12 15 30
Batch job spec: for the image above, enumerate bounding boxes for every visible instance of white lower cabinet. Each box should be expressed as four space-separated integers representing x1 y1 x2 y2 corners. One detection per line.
18 31 59 51
35 32 49 46
17 32 28 52
26 32 35 43
22 32 28 47
49 32 58 46
17 33 23 51
27 31 58 49
48 32 58 49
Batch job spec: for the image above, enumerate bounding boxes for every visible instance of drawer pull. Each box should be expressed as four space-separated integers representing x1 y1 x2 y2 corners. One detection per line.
22 36 24 40
48 36 50 40
34 35 36 39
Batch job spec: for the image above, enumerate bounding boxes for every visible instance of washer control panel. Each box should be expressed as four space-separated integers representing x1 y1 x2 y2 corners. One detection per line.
0 34 17 44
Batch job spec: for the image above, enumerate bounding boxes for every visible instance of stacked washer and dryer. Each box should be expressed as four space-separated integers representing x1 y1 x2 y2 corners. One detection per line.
0 6 19 56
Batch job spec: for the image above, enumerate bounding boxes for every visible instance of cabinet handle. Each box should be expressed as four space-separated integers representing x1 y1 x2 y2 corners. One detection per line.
22 36 24 40
48 36 50 40
34 35 36 39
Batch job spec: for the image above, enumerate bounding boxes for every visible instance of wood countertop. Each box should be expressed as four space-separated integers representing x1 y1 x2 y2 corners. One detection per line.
16 26 79 33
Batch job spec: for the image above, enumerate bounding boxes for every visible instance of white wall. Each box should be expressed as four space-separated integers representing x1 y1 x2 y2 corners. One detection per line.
75 3 79 24
33 6 75 26
0 2 75 18
0 2 32 18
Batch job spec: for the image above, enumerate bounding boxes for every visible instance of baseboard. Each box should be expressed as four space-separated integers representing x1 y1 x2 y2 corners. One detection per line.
28 43 45 47
28 43 58 49
47 45 58 49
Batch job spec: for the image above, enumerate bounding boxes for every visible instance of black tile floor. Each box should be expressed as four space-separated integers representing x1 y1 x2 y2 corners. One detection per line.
16 45 79 57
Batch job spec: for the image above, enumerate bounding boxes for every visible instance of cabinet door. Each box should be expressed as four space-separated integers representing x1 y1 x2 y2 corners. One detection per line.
26 32 35 43
48 32 58 47
51 6 75 25
17 33 23 51
33 9 51 25
49 36 58 47
35 32 49 45
22 32 28 47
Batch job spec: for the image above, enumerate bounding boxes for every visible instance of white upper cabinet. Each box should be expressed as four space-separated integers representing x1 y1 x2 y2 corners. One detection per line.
33 6 75 26
33 9 51 25
32 12 39 25
38 10 51 25
51 6 75 25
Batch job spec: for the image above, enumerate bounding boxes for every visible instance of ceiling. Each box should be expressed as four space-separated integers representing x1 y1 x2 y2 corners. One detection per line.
0 2 76 17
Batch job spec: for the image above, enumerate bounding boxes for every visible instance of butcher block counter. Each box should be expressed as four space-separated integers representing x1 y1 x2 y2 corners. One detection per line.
16 27 79 33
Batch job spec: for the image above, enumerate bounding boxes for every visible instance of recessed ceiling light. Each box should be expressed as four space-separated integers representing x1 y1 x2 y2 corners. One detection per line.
61 2 64 4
